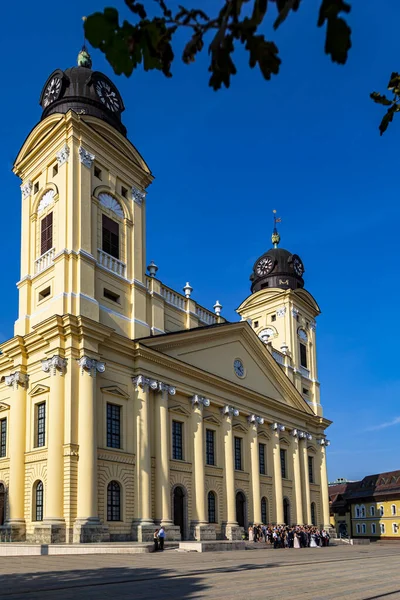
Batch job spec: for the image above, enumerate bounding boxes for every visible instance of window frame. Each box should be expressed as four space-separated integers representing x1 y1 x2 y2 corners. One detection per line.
261 497 268 524
208 491 217 523
379 505 384 517
107 480 121 522
361 523 366 534
234 436 243 471
380 523 385 534
35 402 46 448
356 523 361 534
0 418 6 458
371 523 376 534
299 342 308 368
205 428 216 466
34 481 44 522
102 214 120 259
40 211 53 256
391 504 397 516
308 455 314 483
280 448 287 479
370 506 375 517
172 420 184 461
106 403 121 449
259 443 266 475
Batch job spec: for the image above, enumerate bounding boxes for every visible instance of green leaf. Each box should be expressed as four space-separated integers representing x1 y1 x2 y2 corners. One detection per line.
324 16 351 64
85 9 120 48
273 0 302 30
245 35 281 80
370 92 393 107
208 35 237 90
379 106 396 136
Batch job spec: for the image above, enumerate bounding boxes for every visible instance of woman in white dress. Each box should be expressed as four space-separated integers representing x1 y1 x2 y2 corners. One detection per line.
310 533 319 548
294 532 300 549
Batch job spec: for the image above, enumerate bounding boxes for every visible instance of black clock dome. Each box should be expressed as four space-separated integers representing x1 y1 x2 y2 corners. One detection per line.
250 225 305 293
39 48 126 136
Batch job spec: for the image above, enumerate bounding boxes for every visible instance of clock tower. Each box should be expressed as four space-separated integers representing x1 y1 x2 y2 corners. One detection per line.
237 221 323 416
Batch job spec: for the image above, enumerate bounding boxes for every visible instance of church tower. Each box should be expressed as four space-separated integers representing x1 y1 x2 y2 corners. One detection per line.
14 48 153 340
237 217 322 416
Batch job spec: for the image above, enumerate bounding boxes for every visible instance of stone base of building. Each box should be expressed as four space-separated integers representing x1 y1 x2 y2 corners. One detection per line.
131 521 155 542
0 520 26 542
33 521 66 544
190 522 217 541
163 525 182 541
222 523 244 541
73 519 110 543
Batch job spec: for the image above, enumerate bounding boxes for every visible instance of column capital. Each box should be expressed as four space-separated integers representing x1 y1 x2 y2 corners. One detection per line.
191 394 210 409
42 355 67 376
5 372 29 390
270 422 285 432
247 414 264 427
78 146 95 168
132 185 146 206
132 375 175 395
317 438 330 447
21 181 33 199
221 405 239 418
77 356 105 377
56 144 70 166
291 428 312 441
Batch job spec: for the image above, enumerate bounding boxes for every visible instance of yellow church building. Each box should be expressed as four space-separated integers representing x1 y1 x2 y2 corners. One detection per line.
0 48 331 544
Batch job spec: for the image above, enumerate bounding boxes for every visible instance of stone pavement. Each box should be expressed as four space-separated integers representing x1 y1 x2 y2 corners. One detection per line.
0 543 399 600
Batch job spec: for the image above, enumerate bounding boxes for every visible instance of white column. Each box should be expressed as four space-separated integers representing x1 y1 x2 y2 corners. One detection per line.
271 425 284 524
154 382 175 525
290 430 303 525
248 415 262 524
4 372 28 540
300 437 311 524
221 405 240 539
318 439 331 528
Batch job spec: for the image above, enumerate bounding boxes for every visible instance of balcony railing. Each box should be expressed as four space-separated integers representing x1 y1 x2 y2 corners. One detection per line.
161 286 185 310
272 349 285 366
97 249 126 278
299 365 310 379
196 306 217 325
35 247 55 274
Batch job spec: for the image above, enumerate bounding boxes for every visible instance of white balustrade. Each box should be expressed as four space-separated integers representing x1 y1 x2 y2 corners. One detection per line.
195 306 217 325
272 350 285 366
35 247 55 274
161 286 185 310
97 249 126 278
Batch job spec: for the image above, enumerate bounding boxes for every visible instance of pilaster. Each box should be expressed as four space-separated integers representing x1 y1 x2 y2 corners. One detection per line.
300 436 312 525
248 414 263 524
317 438 331 528
290 429 304 525
221 405 243 541
271 424 284 524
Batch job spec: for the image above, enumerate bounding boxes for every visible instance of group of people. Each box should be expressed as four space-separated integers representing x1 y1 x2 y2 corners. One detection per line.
153 526 166 551
248 524 330 548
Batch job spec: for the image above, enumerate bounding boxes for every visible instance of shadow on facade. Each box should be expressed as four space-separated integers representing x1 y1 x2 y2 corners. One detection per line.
0 566 210 599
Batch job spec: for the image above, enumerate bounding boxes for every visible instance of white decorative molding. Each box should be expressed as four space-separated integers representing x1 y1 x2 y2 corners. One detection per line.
79 146 95 168
37 190 55 214
98 193 124 218
271 422 285 432
5 372 29 390
291 308 299 318
35 247 55 274
247 414 264 426
132 375 175 395
191 394 210 408
221 405 239 418
97 249 126 278
42 355 67 376
309 319 317 331
77 356 105 376
132 185 146 206
317 438 330 446
298 328 308 342
277 307 286 318
56 144 70 166
21 181 33 199
291 428 312 440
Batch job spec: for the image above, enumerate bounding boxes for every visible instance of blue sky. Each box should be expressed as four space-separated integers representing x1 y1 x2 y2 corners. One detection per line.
2 0 400 482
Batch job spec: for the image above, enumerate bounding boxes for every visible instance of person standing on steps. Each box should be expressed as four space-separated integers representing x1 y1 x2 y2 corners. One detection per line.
153 529 159 552
158 526 166 551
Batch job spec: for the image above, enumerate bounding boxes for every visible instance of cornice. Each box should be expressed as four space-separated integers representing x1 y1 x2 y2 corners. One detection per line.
98 449 135 465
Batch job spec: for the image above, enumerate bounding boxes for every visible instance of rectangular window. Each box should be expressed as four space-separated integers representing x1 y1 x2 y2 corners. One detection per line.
52 164 58 177
104 288 120 303
308 455 314 483
121 186 128 198
0 418 6 458
34 181 39 194
234 437 242 471
94 166 102 180
299 343 307 368
206 429 215 466
39 286 51 301
259 443 266 475
280 448 287 479
107 403 121 449
36 402 46 448
102 214 119 259
172 420 183 460
40 212 53 255
253 321 259 328
271 314 276 322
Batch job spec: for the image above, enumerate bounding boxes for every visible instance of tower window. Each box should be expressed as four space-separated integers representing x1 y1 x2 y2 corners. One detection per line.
271 314 276 322
302 387 309 396
40 212 53 255
299 343 307 368
102 214 119 259
34 182 39 194
103 288 120 303
94 166 102 180
52 164 58 177
121 186 128 198
38 286 51 301
253 321 259 328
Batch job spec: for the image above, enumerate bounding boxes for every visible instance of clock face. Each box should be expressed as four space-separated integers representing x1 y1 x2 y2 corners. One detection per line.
43 77 62 107
234 359 245 378
95 79 121 112
293 256 304 277
256 256 274 277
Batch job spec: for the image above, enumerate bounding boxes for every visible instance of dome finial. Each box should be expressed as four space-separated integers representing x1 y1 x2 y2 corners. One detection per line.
78 17 92 68
272 209 281 248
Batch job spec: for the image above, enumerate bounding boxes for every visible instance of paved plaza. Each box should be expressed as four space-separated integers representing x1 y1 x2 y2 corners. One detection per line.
0 544 399 600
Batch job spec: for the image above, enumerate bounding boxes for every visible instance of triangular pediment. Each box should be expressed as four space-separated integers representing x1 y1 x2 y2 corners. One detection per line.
233 422 248 434
100 385 129 399
169 404 191 417
258 429 271 441
140 322 314 416
0 402 10 412
203 414 221 426
30 384 50 397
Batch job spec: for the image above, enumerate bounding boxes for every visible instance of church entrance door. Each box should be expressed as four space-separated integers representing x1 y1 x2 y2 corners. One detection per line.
173 486 185 539
283 497 290 525
236 491 246 528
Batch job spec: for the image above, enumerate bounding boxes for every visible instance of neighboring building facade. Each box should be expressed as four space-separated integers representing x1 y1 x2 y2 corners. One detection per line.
329 471 400 539
0 49 331 544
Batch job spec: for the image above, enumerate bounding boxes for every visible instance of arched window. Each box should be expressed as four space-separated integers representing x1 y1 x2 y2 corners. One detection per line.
391 504 397 516
311 502 317 526
392 523 398 534
34 481 43 522
361 505 366 518
371 523 376 534
107 481 121 521
361 523 366 534
379 505 384 517
380 523 385 534
355 505 360 518
370 506 375 517
208 491 217 523
261 497 268 524
356 524 361 534
0 483 5 526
